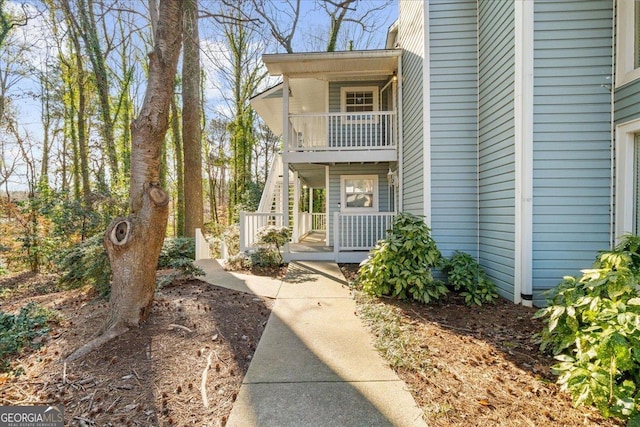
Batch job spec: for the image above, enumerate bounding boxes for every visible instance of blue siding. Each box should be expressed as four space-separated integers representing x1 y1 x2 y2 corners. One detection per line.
478 0 516 300
532 0 613 306
615 79 640 124
429 0 479 259
399 1 425 215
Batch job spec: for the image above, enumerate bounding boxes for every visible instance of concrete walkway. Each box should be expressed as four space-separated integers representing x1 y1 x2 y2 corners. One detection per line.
196 259 426 427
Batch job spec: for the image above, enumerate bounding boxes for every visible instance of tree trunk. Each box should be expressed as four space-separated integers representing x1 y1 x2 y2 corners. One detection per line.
170 94 184 236
182 0 203 237
66 0 184 362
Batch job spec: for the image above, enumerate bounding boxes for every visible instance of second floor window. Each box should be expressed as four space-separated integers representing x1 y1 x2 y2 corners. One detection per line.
341 86 379 123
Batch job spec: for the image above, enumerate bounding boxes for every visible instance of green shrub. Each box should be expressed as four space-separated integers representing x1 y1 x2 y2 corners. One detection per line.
256 225 291 264
250 247 281 268
357 212 447 304
57 234 111 296
442 250 499 306
0 302 58 373
534 235 640 423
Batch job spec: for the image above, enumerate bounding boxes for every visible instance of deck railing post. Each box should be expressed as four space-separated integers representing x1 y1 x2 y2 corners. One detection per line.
239 211 247 252
333 212 340 260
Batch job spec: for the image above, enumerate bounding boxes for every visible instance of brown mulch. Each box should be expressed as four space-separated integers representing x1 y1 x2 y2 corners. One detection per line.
339 264 623 427
0 273 272 427
0 264 625 426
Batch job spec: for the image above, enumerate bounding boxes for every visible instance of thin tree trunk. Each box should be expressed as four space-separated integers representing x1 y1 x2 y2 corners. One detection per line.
170 94 184 236
66 0 184 362
182 0 203 237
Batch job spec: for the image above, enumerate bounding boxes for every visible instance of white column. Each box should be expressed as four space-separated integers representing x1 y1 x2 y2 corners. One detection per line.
282 75 290 252
309 187 314 214
292 171 300 243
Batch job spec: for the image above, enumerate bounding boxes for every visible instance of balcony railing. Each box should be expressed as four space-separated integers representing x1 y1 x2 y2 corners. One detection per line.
239 212 285 251
333 212 395 252
287 111 396 152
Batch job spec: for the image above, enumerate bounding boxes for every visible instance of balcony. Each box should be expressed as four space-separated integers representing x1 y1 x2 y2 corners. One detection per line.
284 111 397 163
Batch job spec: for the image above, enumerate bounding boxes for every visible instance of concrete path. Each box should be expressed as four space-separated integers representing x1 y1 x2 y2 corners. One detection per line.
198 259 426 426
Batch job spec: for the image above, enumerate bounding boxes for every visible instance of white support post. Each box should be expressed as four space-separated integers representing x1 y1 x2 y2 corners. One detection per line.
325 165 330 245
309 187 313 214
239 211 247 252
292 171 300 243
282 74 290 253
333 212 340 260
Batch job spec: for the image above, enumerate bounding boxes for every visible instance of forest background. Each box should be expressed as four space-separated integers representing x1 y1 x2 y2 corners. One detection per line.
0 0 396 274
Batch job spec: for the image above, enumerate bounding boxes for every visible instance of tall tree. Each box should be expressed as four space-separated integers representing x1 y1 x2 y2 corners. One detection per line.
181 0 203 236
67 0 184 361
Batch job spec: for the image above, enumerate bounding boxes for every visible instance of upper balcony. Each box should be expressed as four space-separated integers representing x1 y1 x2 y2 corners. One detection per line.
285 111 397 163
251 49 401 164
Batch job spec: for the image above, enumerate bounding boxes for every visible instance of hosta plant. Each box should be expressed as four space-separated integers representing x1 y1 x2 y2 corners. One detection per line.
442 250 499 306
358 212 447 304
534 235 640 424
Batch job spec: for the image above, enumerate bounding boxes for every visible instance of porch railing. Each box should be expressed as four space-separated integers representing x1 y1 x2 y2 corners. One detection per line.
297 212 327 240
239 212 285 251
333 212 395 252
288 111 396 152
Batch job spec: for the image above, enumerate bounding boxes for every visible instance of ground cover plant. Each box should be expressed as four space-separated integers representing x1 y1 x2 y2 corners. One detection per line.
442 250 499 306
534 235 640 424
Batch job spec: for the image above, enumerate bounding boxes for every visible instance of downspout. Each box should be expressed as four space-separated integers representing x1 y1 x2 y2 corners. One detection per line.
514 0 534 306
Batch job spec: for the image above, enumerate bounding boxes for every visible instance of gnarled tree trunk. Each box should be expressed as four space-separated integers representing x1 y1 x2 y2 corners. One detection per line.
66 0 184 362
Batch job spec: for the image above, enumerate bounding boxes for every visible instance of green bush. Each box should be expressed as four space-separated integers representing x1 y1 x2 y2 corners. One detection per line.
534 235 640 423
222 225 240 256
358 212 447 304
0 302 58 373
57 234 111 296
256 225 291 264
442 250 499 306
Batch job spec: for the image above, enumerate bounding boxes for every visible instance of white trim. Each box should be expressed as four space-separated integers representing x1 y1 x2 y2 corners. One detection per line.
325 165 330 245
615 118 640 240
340 175 379 213
514 0 534 307
615 0 640 87
422 1 431 225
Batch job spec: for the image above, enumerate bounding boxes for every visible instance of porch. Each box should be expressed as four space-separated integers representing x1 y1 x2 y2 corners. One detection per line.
239 211 395 263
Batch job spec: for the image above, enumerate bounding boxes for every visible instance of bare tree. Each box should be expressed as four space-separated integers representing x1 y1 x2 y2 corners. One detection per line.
67 0 184 362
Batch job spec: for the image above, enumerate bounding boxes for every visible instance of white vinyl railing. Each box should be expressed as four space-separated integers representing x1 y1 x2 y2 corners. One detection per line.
288 111 396 151
297 212 327 240
312 213 327 231
333 212 395 252
239 212 285 251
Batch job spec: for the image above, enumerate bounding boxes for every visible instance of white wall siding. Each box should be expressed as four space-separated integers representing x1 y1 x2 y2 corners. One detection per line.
429 0 479 258
399 1 425 215
478 0 516 300
532 0 613 306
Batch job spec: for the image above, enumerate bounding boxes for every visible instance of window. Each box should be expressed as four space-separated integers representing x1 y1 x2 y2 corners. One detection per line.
615 119 640 240
340 175 378 212
616 0 640 86
340 86 379 123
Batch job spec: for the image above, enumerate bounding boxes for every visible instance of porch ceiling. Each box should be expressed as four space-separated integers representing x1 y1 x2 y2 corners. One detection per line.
289 163 326 188
262 49 400 80
251 78 326 135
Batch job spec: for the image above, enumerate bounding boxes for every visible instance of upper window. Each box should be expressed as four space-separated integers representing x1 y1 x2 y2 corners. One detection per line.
340 175 378 212
616 0 640 86
340 86 379 123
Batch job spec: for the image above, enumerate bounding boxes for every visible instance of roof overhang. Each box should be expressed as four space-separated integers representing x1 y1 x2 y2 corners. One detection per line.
262 49 401 80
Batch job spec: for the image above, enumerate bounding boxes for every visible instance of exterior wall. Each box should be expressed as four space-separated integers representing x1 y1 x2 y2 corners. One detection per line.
478 0 516 300
429 0 479 258
531 0 613 306
398 0 425 215
328 80 389 113
615 79 640 124
326 163 392 246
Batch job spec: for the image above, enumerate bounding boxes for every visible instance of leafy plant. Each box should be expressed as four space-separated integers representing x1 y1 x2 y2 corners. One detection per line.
442 250 499 306
534 235 640 423
256 225 291 264
222 225 240 256
358 212 447 304
0 302 58 373
250 247 281 268
57 234 111 296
